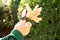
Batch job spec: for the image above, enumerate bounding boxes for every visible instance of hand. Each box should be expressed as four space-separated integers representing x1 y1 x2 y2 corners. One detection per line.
14 20 32 36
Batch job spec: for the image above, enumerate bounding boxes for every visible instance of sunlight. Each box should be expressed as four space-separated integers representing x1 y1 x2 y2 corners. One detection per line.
2 0 11 6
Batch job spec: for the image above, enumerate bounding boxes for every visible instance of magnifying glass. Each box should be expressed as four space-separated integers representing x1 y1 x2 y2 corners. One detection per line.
21 8 27 20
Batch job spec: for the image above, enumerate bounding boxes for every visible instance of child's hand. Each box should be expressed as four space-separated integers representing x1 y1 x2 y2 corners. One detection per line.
14 20 32 36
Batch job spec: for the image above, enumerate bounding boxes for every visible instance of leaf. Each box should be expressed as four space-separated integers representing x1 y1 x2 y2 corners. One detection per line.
25 4 42 23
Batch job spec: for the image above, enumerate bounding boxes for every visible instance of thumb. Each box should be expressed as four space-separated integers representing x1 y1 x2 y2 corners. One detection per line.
25 22 32 28
24 22 32 36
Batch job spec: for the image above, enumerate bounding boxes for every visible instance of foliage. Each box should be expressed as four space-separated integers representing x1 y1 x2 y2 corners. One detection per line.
0 0 20 37
18 0 60 40
0 0 60 40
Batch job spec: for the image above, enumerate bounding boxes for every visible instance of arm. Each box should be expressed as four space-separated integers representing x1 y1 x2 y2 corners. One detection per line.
0 20 32 40
1 30 23 40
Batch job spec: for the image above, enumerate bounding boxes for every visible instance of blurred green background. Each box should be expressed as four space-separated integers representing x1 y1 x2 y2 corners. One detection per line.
0 0 60 40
